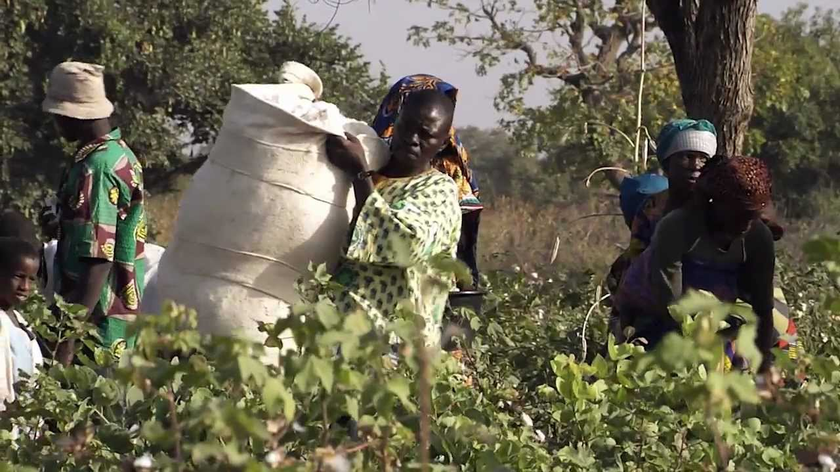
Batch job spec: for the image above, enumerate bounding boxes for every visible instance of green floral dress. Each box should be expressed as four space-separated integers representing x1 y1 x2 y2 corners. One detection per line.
334 170 462 345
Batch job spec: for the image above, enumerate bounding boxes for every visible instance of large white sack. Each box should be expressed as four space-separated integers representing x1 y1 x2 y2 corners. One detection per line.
139 243 165 314
42 239 165 315
158 65 388 349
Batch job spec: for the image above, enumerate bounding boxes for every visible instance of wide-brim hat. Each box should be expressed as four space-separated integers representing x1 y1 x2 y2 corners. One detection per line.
42 61 114 120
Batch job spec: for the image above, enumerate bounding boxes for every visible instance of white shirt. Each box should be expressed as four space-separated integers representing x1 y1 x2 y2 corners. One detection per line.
0 308 43 411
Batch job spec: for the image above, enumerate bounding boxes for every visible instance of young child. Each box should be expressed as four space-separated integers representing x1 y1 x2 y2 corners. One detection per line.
0 237 44 410
0 209 48 296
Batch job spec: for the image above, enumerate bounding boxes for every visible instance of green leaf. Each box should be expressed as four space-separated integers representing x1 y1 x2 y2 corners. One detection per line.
428 253 473 286
63 365 99 390
386 377 414 409
804 238 840 265
734 323 763 373
316 299 341 328
337 368 367 391
263 378 296 421
238 355 267 387
294 359 317 391
745 417 762 432
591 354 610 378
670 290 725 320
0 464 37 472
189 387 213 411
346 396 360 420
761 447 784 465
311 357 334 392
126 386 145 407
141 420 171 446
726 374 760 404
98 424 133 454
344 312 372 336
654 333 695 369
92 377 120 406
192 441 225 463
93 347 114 367
318 330 351 348
313 263 331 283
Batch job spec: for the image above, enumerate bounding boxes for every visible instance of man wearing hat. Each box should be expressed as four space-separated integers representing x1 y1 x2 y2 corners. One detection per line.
42 61 146 365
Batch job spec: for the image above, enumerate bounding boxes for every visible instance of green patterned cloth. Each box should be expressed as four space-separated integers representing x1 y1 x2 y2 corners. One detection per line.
55 128 147 331
98 317 136 355
334 170 462 345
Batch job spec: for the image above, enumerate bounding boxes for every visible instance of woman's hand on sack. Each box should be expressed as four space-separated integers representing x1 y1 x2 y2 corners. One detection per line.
326 133 368 176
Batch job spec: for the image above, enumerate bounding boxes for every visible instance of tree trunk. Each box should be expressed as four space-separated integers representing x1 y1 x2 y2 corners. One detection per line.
647 0 758 156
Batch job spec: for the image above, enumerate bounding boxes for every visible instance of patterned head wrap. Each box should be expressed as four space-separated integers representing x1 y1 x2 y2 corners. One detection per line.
697 156 772 212
656 119 718 166
372 74 482 211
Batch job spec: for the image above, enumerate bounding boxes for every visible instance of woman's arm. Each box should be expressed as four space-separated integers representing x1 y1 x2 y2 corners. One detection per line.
741 221 776 372
648 210 693 311
350 174 374 220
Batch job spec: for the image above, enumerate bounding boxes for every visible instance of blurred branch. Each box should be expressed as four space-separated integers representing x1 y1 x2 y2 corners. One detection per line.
309 0 369 32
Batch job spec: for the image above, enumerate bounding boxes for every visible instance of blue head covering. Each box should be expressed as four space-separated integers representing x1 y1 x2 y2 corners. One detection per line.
655 119 718 166
619 174 669 228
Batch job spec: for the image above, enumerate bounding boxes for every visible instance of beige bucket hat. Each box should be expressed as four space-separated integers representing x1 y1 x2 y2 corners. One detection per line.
42 61 114 120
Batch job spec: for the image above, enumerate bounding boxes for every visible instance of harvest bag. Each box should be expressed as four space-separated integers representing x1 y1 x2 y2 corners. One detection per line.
157 63 388 351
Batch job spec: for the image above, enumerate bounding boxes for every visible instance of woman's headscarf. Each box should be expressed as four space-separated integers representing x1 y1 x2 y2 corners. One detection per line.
697 156 773 212
656 119 718 166
618 173 669 228
372 74 482 212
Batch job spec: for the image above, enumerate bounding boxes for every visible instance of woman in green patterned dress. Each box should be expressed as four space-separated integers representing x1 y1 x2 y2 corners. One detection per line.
325 89 462 346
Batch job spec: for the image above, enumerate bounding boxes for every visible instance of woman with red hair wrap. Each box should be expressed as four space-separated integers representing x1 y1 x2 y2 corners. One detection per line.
615 156 779 373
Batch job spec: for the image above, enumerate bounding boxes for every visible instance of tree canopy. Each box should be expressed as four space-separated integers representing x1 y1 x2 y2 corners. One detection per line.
746 6 840 212
0 0 388 211
407 0 681 187
410 2 840 213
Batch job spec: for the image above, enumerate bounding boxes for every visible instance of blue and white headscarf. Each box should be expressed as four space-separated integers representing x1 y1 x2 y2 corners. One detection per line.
656 119 718 166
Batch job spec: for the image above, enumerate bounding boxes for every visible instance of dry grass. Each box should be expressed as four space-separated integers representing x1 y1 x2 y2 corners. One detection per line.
477 190 840 274
145 174 192 246
147 183 627 275
477 194 625 275
145 180 840 277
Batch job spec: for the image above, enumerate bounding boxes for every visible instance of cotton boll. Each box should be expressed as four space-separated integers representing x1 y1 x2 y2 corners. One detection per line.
819 454 837 472
324 453 351 472
265 450 285 467
521 412 534 427
133 454 153 470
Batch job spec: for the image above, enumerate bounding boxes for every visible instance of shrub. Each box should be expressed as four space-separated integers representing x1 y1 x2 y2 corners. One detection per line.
2 246 840 470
